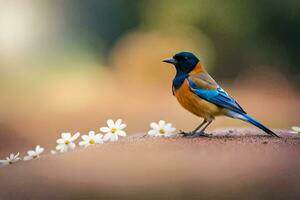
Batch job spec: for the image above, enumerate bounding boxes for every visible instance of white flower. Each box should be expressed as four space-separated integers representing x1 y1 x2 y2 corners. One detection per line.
79 131 103 147
50 150 57 155
23 145 44 161
289 126 300 135
0 152 21 165
56 132 80 152
100 119 127 142
148 120 176 137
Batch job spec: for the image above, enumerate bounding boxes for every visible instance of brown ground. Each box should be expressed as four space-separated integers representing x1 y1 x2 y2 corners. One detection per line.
1 129 300 200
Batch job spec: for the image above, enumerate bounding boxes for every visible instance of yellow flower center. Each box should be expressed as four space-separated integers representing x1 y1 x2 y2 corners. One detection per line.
9 161 13 164
159 128 165 134
111 128 117 134
89 139 95 144
65 140 70 145
33 155 38 159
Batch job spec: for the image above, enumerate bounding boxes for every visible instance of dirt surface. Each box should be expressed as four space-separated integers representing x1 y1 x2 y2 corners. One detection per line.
1 128 300 200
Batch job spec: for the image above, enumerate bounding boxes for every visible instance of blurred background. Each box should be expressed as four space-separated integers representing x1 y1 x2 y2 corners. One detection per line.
0 0 299 153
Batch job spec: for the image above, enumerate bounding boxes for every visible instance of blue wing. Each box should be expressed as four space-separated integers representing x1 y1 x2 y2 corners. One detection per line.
188 78 246 114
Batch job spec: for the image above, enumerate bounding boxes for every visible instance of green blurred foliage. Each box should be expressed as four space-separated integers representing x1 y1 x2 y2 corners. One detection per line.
53 0 300 80
0 0 299 81
57 0 142 56
143 0 300 79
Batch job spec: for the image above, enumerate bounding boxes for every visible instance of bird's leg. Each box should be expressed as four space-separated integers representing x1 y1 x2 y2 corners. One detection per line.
181 119 207 137
192 119 207 133
192 121 213 137
178 130 190 136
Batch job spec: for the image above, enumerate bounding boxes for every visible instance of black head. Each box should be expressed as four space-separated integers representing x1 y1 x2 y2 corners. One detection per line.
163 51 199 73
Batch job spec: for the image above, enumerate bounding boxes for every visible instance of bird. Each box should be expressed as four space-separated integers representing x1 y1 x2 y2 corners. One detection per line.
162 51 279 137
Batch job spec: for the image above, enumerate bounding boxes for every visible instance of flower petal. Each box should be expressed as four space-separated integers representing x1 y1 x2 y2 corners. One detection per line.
94 134 103 141
61 133 71 139
60 146 68 152
115 119 122 126
165 123 172 128
82 135 89 141
79 141 88 146
0 160 8 164
56 144 64 150
103 133 112 141
110 134 118 142
89 131 95 137
170 127 176 132
13 152 20 160
291 126 300 132
9 153 14 159
56 138 64 144
158 120 166 126
289 130 298 134
100 127 110 133
27 150 35 156
107 119 115 128
35 145 40 151
164 132 175 137
117 130 126 137
118 123 127 130
36 147 44 154
95 138 104 144
70 132 80 141
148 130 158 136
69 142 76 150
166 126 176 133
23 156 32 161
150 122 159 129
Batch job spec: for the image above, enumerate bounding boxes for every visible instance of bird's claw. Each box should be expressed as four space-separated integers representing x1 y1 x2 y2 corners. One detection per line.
197 132 212 137
178 130 192 137
179 130 212 138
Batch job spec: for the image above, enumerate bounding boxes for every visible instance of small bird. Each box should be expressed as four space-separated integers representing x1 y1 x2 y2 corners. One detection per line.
163 51 279 137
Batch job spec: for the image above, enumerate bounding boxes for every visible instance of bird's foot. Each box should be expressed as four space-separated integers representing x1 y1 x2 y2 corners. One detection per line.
179 130 211 138
178 130 192 137
194 131 212 137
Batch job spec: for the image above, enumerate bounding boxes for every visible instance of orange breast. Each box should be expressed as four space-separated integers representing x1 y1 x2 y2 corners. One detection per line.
188 63 203 75
174 79 223 120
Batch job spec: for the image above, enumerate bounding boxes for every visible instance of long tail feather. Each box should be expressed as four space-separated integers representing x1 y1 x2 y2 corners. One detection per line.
227 111 279 137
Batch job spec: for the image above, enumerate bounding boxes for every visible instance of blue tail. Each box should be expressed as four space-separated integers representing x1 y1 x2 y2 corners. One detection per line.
228 112 279 137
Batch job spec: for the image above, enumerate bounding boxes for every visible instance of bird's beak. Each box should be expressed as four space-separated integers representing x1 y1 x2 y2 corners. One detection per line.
162 57 177 64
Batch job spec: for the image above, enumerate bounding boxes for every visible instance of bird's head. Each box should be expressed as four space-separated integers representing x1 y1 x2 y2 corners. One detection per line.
163 51 199 73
